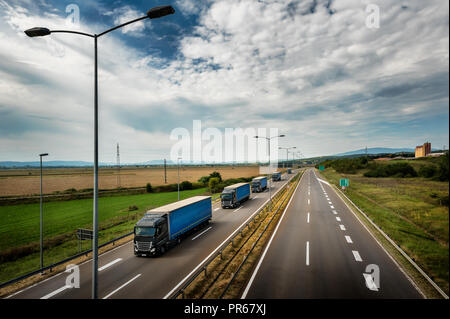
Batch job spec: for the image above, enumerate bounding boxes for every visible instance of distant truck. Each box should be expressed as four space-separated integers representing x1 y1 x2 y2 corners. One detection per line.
251 176 268 193
134 196 212 256
272 172 282 181
287 168 292 174
221 183 251 209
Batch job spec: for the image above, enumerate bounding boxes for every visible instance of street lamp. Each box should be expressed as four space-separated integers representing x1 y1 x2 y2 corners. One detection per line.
177 157 182 201
279 146 296 169
254 134 285 211
39 153 48 272
25 5 175 299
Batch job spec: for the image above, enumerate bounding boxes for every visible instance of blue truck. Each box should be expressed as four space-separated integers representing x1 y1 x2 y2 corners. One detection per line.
221 182 251 209
251 176 268 193
134 196 212 256
272 171 282 181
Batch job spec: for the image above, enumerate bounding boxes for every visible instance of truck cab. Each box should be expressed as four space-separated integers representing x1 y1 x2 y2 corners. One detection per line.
221 183 251 209
134 213 169 256
221 188 237 208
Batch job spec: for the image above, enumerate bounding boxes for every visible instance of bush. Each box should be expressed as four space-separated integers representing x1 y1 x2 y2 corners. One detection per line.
419 165 437 178
208 177 220 193
209 171 223 182
435 153 449 181
146 183 152 193
198 176 210 185
180 181 193 190
364 162 417 178
317 157 370 174
128 205 138 211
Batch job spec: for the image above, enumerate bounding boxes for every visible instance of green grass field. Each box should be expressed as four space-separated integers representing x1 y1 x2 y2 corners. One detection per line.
0 188 208 283
320 168 449 294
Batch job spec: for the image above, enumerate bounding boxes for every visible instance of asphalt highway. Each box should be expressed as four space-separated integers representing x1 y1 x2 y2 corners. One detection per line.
7 172 295 299
242 168 423 299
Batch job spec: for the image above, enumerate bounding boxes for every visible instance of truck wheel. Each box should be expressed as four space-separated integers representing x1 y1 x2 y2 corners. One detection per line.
159 246 166 255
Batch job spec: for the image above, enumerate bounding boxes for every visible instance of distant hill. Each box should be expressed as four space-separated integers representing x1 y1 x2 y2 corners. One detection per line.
334 147 417 157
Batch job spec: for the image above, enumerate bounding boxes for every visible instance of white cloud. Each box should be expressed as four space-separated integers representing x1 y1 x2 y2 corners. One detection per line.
0 0 448 162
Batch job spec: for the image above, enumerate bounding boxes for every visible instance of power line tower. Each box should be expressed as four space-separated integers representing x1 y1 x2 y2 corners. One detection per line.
116 143 121 188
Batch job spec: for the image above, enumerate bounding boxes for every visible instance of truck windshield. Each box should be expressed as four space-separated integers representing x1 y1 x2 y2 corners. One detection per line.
135 226 156 237
252 181 260 185
221 194 232 200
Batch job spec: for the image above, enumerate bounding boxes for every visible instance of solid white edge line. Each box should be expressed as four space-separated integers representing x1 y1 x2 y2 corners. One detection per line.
98 258 122 271
102 274 141 299
191 227 212 241
163 173 297 299
40 285 71 299
240 170 304 299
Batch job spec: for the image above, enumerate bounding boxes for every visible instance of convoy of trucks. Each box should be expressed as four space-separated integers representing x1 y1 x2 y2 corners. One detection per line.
134 171 289 256
272 171 282 181
134 196 212 256
220 182 251 208
251 176 268 193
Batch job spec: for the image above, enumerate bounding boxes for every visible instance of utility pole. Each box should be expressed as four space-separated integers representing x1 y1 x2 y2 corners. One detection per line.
39 153 48 272
116 143 120 188
164 159 167 184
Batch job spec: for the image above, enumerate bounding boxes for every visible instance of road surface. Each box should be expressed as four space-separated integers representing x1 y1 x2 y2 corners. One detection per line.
242 168 423 299
7 172 295 299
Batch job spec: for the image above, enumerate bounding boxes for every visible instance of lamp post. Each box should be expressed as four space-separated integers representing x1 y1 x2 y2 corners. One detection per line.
254 134 285 211
279 146 296 169
39 153 48 272
25 5 175 299
177 157 182 201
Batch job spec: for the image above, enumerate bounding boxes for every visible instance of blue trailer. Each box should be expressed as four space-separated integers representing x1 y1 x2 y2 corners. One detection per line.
272 171 282 181
134 196 212 256
251 176 268 193
221 182 251 208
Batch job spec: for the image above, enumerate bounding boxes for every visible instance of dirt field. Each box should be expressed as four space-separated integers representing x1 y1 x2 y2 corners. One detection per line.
0 166 260 196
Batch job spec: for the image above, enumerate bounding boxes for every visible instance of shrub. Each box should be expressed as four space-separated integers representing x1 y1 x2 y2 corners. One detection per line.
198 176 210 185
364 162 417 178
128 205 138 211
418 165 437 178
146 183 153 193
435 153 449 181
180 181 193 190
208 177 220 193
209 171 223 182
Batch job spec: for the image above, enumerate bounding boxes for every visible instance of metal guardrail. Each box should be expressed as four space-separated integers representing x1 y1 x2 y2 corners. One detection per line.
0 231 133 290
171 172 300 299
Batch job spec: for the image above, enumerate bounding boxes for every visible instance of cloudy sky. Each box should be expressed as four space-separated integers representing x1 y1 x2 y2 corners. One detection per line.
0 0 448 163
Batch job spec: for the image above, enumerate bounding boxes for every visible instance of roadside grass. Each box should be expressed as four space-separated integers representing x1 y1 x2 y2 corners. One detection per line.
321 168 449 295
0 188 207 283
